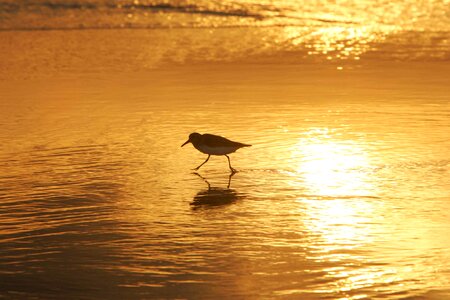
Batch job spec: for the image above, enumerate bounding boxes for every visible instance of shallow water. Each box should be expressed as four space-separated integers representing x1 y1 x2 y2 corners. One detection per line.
1 61 450 299
1 0 450 298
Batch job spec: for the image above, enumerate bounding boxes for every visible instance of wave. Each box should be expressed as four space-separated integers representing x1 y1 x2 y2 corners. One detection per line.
0 0 366 31
1 1 263 18
2 0 448 31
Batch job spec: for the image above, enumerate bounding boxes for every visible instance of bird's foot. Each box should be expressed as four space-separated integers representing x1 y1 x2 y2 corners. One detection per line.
230 168 238 174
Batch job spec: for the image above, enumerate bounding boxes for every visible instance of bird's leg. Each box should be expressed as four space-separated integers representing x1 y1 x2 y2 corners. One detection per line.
227 172 235 188
193 155 210 171
225 155 237 173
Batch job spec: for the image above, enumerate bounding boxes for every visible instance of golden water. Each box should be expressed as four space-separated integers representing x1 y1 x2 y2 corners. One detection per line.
0 1 449 297
1 61 449 298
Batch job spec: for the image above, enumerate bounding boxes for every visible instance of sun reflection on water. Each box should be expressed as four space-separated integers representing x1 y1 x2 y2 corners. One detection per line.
300 199 375 249
297 196 392 299
290 133 373 197
289 130 395 298
282 24 394 61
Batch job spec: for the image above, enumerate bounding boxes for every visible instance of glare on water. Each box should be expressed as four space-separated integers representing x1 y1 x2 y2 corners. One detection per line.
290 136 373 197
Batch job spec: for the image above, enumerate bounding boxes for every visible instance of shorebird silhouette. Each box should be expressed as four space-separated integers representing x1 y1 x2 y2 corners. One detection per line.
181 132 251 173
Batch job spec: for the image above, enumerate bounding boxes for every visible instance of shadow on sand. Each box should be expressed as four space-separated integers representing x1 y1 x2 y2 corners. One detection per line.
190 173 244 210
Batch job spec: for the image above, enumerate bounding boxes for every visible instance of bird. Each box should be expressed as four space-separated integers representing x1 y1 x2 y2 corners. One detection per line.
181 132 251 173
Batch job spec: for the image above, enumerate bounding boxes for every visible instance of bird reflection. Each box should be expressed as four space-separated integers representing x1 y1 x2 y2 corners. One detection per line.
190 173 242 209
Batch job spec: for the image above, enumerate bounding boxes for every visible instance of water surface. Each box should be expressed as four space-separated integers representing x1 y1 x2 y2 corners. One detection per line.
1 63 450 299
1 0 450 299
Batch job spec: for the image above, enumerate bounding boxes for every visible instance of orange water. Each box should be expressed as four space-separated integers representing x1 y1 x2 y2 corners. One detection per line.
1 1 449 296
1 57 449 298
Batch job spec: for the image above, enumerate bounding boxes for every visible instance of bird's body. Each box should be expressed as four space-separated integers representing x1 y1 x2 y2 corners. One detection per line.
192 134 250 155
181 133 251 173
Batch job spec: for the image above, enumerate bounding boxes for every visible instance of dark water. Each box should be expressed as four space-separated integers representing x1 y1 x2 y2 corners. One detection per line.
1 0 450 299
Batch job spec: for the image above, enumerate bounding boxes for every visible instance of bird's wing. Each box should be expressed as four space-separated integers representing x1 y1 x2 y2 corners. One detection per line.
202 134 248 148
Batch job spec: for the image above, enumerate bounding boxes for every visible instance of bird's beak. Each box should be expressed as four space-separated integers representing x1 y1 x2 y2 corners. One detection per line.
181 140 190 147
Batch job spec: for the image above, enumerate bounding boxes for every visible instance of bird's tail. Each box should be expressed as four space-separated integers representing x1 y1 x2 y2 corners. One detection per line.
240 143 252 147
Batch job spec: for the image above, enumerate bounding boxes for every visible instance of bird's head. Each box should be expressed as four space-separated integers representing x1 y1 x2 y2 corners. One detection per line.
181 132 202 147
